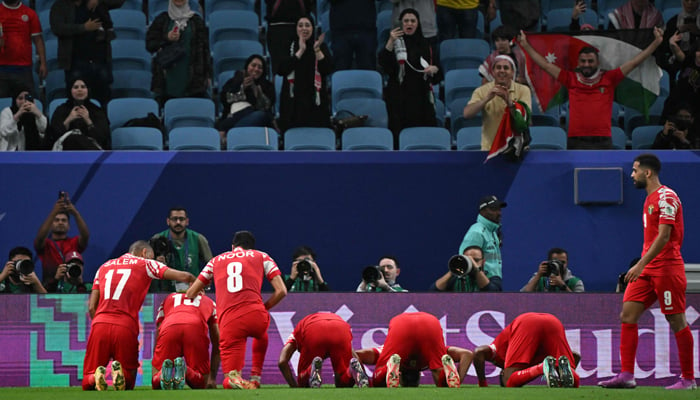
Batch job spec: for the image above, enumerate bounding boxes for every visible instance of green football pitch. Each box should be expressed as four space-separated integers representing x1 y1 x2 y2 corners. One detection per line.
1 386 698 400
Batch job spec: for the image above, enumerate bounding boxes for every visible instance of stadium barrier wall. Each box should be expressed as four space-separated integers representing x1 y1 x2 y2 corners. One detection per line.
1 150 699 293
2 293 699 387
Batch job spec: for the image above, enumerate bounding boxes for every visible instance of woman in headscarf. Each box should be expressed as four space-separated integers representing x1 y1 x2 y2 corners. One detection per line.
146 0 211 104
379 8 441 147
0 85 47 151
216 54 276 146
49 78 110 150
277 15 333 133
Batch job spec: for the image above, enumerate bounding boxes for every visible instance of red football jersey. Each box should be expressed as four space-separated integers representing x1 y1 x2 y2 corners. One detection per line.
197 247 281 322
642 185 685 275
285 312 349 350
91 253 169 335
0 4 41 66
156 292 217 333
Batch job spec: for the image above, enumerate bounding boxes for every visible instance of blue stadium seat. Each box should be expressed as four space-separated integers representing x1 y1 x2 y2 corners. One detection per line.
119 0 143 10
624 96 666 137
331 70 383 113
317 11 332 48
111 70 153 99
212 40 264 81
45 39 59 71
275 75 283 117
164 98 216 131
108 98 160 131
44 70 66 104
489 10 502 36
284 127 336 150
34 0 54 12
529 126 567 150
0 97 11 110
531 93 560 127
542 0 590 12
111 9 148 40
376 0 392 13
435 98 446 128
168 127 221 150
440 38 490 73
317 0 330 16
208 10 260 46
448 98 481 135
376 9 393 53
205 0 255 15
399 127 452 151
226 126 279 150
660 69 670 98
546 8 598 32
111 39 151 71
611 126 627 149
631 125 662 149
150 0 201 22
662 8 681 23
444 68 481 106
48 98 101 120
342 127 394 150
111 127 163 150
38 10 55 41
335 98 388 129
456 126 483 150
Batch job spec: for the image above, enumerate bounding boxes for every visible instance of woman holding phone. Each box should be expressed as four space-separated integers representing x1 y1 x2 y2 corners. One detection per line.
49 78 110 150
0 85 47 151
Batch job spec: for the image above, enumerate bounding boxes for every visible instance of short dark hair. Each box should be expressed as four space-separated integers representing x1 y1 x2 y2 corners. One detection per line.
9 246 33 260
292 246 316 261
55 211 70 221
464 245 484 257
578 46 599 60
168 207 187 218
378 255 399 269
547 247 568 259
492 25 515 42
232 231 256 249
634 153 661 174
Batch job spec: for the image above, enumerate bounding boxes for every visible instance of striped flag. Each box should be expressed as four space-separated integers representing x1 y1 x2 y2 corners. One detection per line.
519 30 662 117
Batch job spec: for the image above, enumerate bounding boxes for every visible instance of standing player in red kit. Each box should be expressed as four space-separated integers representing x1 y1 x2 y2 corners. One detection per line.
356 311 471 388
186 230 287 389
599 154 696 390
472 312 579 388
278 312 369 388
151 291 220 390
82 240 196 391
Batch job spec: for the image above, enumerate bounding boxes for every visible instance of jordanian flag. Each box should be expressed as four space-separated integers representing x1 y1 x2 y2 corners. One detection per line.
519 30 662 116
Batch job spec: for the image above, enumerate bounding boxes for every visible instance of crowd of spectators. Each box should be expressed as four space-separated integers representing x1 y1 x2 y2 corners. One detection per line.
0 0 697 151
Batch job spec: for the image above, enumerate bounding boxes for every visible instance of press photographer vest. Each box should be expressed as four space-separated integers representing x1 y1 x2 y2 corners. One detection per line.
156 229 201 275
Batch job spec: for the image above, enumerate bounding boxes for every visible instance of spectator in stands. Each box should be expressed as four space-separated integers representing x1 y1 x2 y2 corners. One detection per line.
277 15 333 133
392 1 439 59
607 0 663 31
457 195 506 291
499 0 539 31
0 246 47 294
50 0 115 106
662 35 700 119
284 246 330 292
431 246 497 292
150 207 213 293
356 255 407 292
329 0 377 70
653 103 698 149
265 0 314 75
48 78 110 149
45 250 92 293
216 54 276 148
0 0 47 98
464 55 530 150
657 0 699 83
146 0 211 105
0 85 47 150
479 25 527 85
436 0 481 42
518 27 664 149
379 8 440 148
569 0 598 32
34 191 89 287
521 247 585 293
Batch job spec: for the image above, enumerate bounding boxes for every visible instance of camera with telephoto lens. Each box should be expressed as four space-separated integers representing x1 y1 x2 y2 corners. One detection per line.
149 237 172 259
297 258 313 276
14 259 35 276
448 254 474 277
362 265 381 284
546 259 565 276
66 262 82 279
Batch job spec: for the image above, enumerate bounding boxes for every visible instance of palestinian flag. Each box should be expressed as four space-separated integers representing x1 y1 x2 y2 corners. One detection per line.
519 29 662 116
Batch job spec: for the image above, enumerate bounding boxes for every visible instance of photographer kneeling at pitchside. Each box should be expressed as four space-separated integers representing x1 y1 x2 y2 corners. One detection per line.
430 246 496 292
356 256 407 292
44 250 91 293
520 248 585 293
285 246 329 292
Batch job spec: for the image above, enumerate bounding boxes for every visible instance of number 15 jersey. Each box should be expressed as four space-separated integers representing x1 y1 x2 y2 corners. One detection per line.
196 247 281 322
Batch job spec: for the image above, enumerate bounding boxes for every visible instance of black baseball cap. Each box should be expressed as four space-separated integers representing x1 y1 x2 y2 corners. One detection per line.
479 195 507 210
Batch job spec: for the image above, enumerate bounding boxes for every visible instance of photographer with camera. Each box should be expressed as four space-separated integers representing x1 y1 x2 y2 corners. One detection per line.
34 191 90 288
0 246 47 294
285 246 329 292
0 86 47 150
45 250 91 293
653 103 698 149
356 256 407 292
520 248 584 293
151 207 213 293
431 246 496 292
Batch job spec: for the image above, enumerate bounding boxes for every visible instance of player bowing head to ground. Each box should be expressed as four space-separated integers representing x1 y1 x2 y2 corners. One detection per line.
82 240 196 391
186 230 287 389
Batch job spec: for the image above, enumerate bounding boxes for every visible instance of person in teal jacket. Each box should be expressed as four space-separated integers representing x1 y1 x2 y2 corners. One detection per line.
458 195 505 291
